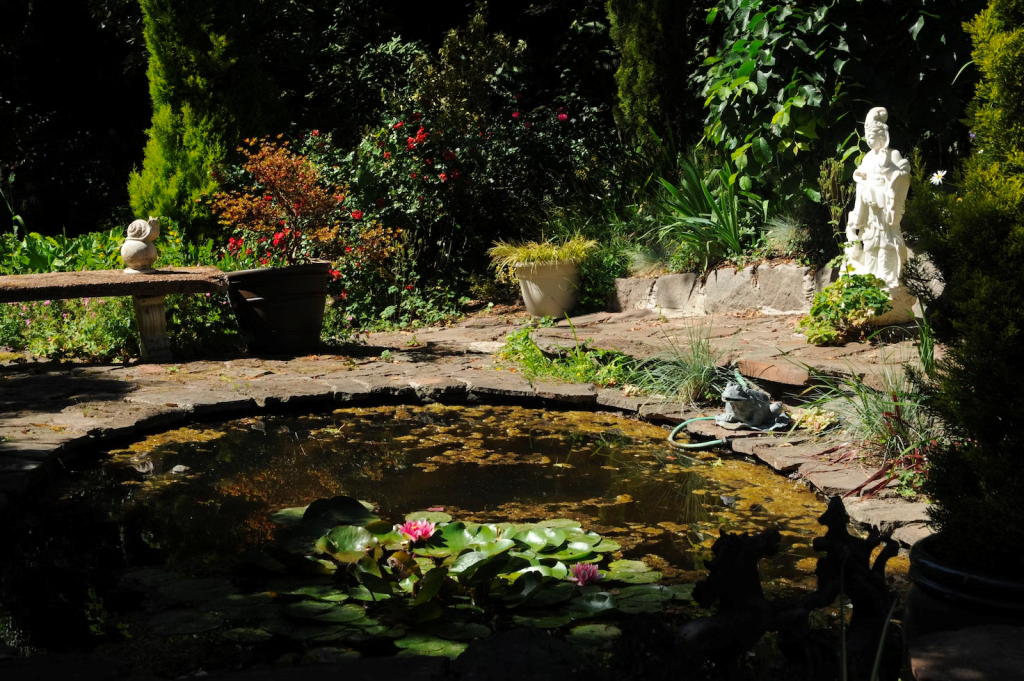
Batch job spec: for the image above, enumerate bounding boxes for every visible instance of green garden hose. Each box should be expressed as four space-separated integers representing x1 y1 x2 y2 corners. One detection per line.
667 416 727 450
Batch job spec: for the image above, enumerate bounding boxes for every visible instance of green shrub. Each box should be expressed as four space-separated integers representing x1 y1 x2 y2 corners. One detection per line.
900 0 1024 576
498 325 634 387
698 0 981 200
798 273 891 346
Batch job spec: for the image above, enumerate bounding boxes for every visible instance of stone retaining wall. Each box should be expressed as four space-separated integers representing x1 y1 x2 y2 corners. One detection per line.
608 263 836 317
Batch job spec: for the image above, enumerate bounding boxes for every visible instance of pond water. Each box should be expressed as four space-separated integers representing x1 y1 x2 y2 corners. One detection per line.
0 404 906 676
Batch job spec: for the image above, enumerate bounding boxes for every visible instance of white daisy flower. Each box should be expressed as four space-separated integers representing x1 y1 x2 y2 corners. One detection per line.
930 170 947 185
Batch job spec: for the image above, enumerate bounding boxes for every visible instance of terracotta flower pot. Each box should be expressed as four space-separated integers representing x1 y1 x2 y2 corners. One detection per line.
226 262 330 354
516 261 580 318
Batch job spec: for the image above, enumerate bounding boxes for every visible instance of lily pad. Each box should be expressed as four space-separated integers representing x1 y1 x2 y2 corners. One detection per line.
157 578 236 603
537 519 582 529
262 617 349 641
415 522 475 557
607 560 649 573
222 627 273 643
423 621 491 641
525 582 576 607
315 525 378 563
284 601 366 623
669 583 695 601
349 585 392 601
565 623 622 647
302 495 378 532
614 585 673 613
267 578 349 602
544 542 594 562
149 610 222 636
302 647 362 663
202 593 275 620
567 592 616 616
591 540 622 552
406 510 453 524
512 613 574 629
605 570 663 584
394 632 467 658
269 507 306 526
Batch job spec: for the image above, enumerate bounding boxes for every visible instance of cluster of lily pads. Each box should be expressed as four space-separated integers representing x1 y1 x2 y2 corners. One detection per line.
128 495 693 657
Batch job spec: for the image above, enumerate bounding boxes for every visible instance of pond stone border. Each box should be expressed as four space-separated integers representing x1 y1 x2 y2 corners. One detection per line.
0 349 931 547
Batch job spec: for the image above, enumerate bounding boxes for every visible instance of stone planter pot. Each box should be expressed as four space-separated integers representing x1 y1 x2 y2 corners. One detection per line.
516 261 581 318
226 262 330 354
904 533 1024 639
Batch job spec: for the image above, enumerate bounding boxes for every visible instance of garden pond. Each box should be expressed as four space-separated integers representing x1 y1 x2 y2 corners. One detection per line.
0 404 909 676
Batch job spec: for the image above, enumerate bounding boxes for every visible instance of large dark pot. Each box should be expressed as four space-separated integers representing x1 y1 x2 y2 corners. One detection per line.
904 532 1024 638
226 262 330 354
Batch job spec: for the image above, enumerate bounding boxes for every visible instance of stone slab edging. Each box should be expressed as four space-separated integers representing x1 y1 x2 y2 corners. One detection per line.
0 352 931 548
607 262 837 317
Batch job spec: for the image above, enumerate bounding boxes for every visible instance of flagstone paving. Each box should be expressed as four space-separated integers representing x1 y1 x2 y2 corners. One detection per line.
0 308 932 545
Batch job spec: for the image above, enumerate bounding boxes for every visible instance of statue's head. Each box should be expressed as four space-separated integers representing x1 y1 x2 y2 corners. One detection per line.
864 107 890 152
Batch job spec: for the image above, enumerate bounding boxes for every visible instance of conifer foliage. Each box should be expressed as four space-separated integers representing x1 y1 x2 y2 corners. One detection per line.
904 0 1024 575
128 0 276 235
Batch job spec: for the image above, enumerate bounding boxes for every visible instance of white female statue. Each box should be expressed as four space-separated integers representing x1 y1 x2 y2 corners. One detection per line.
844 107 916 322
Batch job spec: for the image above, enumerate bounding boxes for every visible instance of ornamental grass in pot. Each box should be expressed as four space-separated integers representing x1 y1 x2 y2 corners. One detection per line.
212 137 385 354
899 0 1024 639
488 236 598 318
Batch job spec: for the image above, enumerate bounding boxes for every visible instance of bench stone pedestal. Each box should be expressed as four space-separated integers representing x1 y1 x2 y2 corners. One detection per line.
132 295 172 362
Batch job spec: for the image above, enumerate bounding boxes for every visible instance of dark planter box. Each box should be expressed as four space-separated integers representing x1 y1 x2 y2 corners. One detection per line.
227 262 330 355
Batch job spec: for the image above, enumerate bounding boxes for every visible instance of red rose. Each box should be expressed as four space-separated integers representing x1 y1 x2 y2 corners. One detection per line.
410 172 417 179
311 129 320 136
383 151 391 159
512 111 520 119
440 172 447 182
524 121 532 128
393 121 404 129
351 210 363 220
558 113 568 122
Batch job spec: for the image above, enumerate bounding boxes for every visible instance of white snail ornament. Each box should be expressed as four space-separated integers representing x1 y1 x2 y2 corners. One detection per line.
121 217 160 274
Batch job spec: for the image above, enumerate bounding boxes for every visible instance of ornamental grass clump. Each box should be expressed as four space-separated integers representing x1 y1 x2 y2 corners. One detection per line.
488 235 599 283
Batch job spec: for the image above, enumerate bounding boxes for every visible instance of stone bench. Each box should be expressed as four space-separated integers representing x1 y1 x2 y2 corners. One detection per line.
0 267 228 362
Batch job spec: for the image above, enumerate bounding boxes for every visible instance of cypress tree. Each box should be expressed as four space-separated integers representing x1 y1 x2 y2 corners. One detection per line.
128 0 278 235
605 0 705 144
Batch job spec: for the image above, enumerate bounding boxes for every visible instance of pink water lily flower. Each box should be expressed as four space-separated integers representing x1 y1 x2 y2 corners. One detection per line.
398 519 436 542
569 562 603 586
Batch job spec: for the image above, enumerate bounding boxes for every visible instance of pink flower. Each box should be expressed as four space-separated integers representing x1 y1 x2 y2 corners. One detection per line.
524 121 532 129
512 111 520 119
558 113 568 122
398 520 436 542
568 563 603 586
